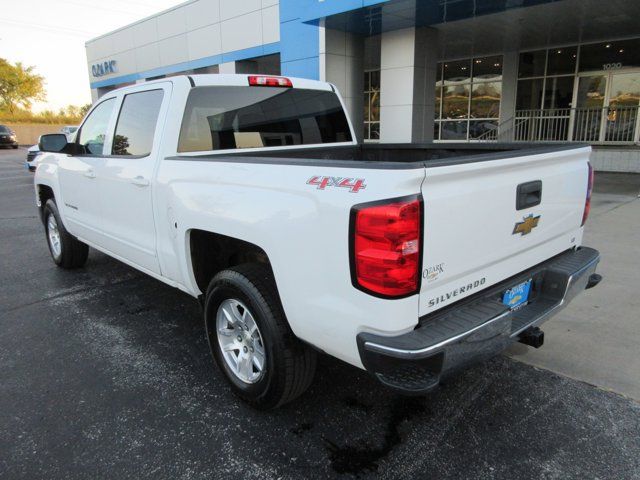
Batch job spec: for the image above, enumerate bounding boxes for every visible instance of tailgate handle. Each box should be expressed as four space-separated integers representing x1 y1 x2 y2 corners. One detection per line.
516 181 542 210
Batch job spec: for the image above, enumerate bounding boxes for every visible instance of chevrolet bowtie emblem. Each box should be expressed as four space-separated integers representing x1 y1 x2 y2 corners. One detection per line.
513 214 540 236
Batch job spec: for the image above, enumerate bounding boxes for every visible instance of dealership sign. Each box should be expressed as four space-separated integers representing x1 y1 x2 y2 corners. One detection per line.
92 60 117 77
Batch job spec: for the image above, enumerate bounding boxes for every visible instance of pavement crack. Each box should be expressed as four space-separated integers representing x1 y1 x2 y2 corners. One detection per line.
593 196 639 218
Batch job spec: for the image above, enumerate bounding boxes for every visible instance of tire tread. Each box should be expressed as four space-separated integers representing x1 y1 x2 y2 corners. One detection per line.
206 263 316 409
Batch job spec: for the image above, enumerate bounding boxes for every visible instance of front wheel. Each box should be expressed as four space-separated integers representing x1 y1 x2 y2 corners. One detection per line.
205 264 317 409
43 199 89 269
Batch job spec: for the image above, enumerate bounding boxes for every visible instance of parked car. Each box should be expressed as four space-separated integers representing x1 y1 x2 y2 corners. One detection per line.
0 125 18 149
60 125 78 140
33 74 601 409
26 144 41 172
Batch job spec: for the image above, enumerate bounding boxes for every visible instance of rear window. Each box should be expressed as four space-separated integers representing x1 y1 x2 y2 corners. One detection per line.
178 86 352 152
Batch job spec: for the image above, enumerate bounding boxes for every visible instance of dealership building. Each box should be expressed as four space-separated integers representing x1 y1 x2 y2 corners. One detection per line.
86 0 640 172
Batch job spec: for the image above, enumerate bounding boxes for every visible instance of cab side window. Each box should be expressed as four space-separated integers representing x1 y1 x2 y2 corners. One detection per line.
77 98 116 155
112 90 164 156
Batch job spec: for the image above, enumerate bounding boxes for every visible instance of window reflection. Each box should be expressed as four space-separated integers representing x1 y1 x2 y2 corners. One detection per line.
435 55 503 140
443 59 471 84
112 90 163 156
364 70 380 140
471 82 501 118
580 39 640 72
442 84 470 119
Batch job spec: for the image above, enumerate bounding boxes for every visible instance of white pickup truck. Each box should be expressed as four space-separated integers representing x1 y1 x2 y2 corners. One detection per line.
34 74 601 409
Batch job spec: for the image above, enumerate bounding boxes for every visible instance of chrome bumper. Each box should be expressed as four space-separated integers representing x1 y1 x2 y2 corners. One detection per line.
357 247 601 394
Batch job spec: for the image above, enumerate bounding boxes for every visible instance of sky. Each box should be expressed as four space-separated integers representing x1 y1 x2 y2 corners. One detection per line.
0 0 184 112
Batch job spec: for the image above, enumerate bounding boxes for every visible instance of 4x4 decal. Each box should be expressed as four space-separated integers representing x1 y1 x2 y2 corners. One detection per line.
307 176 366 193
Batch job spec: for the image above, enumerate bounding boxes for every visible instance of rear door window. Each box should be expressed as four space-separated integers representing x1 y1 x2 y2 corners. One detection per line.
178 86 352 152
112 89 164 156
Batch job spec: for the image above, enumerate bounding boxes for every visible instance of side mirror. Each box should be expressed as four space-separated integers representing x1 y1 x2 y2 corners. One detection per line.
39 133 69 153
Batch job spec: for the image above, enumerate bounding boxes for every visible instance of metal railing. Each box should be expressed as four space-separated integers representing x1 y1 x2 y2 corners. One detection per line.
512 106 640 144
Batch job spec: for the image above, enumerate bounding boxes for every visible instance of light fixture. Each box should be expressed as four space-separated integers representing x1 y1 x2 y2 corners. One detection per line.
619 49 624 53
606 44 611 48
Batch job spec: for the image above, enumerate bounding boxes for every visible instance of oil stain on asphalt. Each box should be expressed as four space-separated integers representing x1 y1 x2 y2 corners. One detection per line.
325 397 429 476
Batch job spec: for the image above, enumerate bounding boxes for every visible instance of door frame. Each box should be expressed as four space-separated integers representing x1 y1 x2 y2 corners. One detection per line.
570 67 640 142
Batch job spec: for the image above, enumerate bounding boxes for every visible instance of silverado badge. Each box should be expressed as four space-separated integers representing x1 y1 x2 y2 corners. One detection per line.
513 214 540 236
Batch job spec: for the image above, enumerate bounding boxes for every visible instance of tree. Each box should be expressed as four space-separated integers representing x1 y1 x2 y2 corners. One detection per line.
79 103 92 117
0 58 46 113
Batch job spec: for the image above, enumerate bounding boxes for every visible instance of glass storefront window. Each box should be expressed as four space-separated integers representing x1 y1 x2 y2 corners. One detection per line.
544 76 574 109
473 56 502 81
576 75 607 109
469 120 498 140
442 84 470 119
440 120 468 140
471 82 501 118
517 45 576 117
435 62 443 119
609 73 640 108
516 78 544 110
580 39 640 72
443 59 471 83
519 50 546 78
435 55 503 140
364 70 380 140
547 47 577 75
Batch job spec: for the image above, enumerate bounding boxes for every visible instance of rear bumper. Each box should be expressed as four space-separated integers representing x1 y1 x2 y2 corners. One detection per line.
357 246 601 394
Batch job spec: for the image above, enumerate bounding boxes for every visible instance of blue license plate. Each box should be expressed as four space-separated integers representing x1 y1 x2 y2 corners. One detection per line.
503 279 532 309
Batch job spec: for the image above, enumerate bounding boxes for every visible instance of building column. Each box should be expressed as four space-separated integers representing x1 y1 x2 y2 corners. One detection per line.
380 27 438 143
218 62 237 74
498 50 519 141
319 22 365 142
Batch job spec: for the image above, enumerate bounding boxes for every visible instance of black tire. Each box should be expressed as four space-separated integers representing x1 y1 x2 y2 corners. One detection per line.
12 145 18 149
204 264 316 409
43 199 89 269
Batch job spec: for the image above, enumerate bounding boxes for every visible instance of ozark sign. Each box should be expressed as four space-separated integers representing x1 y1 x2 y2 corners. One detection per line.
92 60 117 78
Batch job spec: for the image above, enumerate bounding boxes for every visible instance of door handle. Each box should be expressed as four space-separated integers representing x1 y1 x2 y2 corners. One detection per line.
131 176 150 187
516 180 542 210
84 169 96 179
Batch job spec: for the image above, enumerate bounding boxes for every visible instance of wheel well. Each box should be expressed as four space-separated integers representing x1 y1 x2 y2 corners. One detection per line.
189 230 272 293
37 185 55 223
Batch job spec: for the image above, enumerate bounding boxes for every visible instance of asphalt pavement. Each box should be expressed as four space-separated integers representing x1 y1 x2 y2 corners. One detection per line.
1 148 639 479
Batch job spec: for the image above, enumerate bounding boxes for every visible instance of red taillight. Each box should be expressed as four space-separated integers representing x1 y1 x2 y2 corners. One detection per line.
248 75 293 88
581 162 594 226
351 197 422 298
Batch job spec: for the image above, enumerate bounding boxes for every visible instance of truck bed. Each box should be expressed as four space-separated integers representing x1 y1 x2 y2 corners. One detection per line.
172 142 589 169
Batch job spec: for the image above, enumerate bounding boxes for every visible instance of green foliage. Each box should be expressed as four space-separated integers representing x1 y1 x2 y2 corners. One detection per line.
0 58 46 113
0 103 91 124
0 58 90 124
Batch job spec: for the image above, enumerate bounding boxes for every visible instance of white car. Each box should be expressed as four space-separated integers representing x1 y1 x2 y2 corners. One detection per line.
33 74 601 409
60 125 78 140
28 127 78 172
26 144 41 172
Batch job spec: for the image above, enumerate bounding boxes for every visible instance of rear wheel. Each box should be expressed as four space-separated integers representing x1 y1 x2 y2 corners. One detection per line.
43 199 89 269
205 264 316 409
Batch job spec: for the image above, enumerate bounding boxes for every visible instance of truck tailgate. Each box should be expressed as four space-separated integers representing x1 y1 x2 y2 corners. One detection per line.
419 146 591 317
